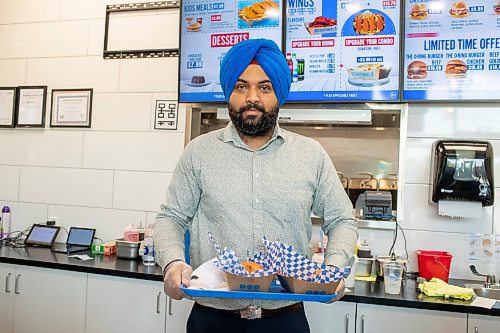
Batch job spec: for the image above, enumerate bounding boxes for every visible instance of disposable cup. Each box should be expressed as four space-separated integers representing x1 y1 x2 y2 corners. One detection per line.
383 261 403 294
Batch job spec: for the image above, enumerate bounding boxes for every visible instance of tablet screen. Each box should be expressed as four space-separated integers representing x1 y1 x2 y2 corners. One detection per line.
24 225 60 246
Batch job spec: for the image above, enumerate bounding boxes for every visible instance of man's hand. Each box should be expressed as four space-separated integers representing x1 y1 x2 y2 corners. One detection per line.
163 261 193 300
326 279 346 304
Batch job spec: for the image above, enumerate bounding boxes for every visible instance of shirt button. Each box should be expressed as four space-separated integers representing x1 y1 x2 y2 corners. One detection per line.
255 199 260 203
256 225 261 229
255 173 259 177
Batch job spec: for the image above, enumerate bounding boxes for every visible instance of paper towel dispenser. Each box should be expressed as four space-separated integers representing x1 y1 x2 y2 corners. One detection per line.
431 140 494 206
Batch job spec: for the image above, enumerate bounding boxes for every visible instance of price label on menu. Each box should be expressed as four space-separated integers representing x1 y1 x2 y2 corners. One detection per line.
285 0 401 102
179 0 283 103
404 0 500 101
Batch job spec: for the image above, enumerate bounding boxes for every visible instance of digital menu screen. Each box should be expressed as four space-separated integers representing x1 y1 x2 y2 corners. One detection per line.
285 0 401 102
179 0 283 103
404 0 500 101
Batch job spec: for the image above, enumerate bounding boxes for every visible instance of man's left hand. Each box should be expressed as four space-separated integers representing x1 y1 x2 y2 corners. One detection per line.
327 279 346 304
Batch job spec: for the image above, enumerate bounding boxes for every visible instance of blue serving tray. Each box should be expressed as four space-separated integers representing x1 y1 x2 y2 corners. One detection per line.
181 283 336 303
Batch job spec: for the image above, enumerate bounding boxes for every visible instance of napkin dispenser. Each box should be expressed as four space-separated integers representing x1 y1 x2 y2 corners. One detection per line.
431 140 494 206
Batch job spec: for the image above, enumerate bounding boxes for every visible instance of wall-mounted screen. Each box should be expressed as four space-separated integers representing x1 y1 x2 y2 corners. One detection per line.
403 0 500 101
179 0 283 103
285 0 401 102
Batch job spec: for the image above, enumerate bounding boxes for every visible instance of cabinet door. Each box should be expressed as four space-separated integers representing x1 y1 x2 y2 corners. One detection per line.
86 274 166 333
468 314 500 333
0 263 15 333
305 301 356 333
357 303 467 333
12 266 87 333
166 297 194 333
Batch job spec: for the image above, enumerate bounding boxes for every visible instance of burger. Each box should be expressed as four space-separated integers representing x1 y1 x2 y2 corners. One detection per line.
410 4 428 20
407 61 427 79
495 1 500 15
449 1 469 18
445 59 467 78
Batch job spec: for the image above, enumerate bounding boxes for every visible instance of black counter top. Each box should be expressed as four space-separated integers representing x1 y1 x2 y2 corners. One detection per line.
343 278 500 317
1 245 498 316
0 245 163 281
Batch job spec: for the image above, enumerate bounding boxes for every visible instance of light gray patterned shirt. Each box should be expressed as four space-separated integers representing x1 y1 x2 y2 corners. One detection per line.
155 122 358 310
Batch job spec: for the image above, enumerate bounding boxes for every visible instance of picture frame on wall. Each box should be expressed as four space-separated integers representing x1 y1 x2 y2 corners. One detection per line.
0 87 16 128
16 86 47 128
50 89 93 128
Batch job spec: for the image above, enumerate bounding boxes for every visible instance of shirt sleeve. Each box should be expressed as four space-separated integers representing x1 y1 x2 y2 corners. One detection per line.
311 145 358 268
154 142 201 270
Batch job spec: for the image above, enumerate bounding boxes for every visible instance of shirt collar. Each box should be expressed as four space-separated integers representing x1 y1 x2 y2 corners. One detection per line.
219 121 286 149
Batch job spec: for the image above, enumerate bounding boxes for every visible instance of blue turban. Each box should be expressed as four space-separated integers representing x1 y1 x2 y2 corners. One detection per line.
219 39 291 106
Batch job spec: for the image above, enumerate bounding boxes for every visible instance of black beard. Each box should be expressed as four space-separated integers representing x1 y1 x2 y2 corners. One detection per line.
228 102 279 137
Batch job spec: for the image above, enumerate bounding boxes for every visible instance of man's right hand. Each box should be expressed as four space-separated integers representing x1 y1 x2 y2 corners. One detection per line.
163 261 193 300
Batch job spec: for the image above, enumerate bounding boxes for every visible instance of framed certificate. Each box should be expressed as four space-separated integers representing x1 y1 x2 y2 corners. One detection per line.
0 87 16 128
50 89 93 128
16 86 47 127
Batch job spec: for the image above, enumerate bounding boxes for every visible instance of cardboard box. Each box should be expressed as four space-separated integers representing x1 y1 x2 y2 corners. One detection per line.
226 273 276 292
278 275 340 295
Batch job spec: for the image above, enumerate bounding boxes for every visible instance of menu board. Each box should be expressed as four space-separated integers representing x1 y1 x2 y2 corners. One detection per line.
404 0 500 101
179 0 283 102
285 0 401 102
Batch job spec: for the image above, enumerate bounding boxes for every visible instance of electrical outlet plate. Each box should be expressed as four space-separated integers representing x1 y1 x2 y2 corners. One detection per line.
48 216 59 225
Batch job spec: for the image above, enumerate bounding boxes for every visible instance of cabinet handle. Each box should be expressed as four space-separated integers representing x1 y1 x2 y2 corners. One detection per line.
156 292 161 314
361 315 365 333
168 296 173 316
5 273 11 293
14 274 21 294
475 327 478 333
345 314 349 333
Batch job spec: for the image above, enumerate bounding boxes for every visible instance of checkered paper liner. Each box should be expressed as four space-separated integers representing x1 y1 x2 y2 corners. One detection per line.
263 238 351 283
208 231 275 278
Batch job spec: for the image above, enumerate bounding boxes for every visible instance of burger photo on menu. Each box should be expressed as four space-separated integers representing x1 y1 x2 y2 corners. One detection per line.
407 61 428 79
449 1 469 18
409 4 428 20
347 63 392 86
304 16 337 36
445 59 467 78
495 1 500 15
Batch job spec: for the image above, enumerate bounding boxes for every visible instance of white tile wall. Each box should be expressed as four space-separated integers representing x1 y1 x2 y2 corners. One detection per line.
0 0 59 24
0 166 20 201
82 131 184 172
119 57 179 93
400 229 500 282
408 104 500 139
91 93 152 131
0 130 83 168
0 200 48 234
0 59 27 85
48 204 146 243
112 171 172 212
27 56 120 92
404 138 434 184
19 166 114 208
87 19 105 56
0 21 89 59
59 0 149 20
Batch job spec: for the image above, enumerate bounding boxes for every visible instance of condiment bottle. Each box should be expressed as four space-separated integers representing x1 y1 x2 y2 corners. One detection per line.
358 239 372 258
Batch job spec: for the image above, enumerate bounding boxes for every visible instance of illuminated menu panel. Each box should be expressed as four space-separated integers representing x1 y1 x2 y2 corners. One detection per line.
285 0 401 102
404 0 500 100
179 0 283 103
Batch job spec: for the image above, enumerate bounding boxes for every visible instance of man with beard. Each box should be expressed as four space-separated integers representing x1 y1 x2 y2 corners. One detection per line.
155 39 358 333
